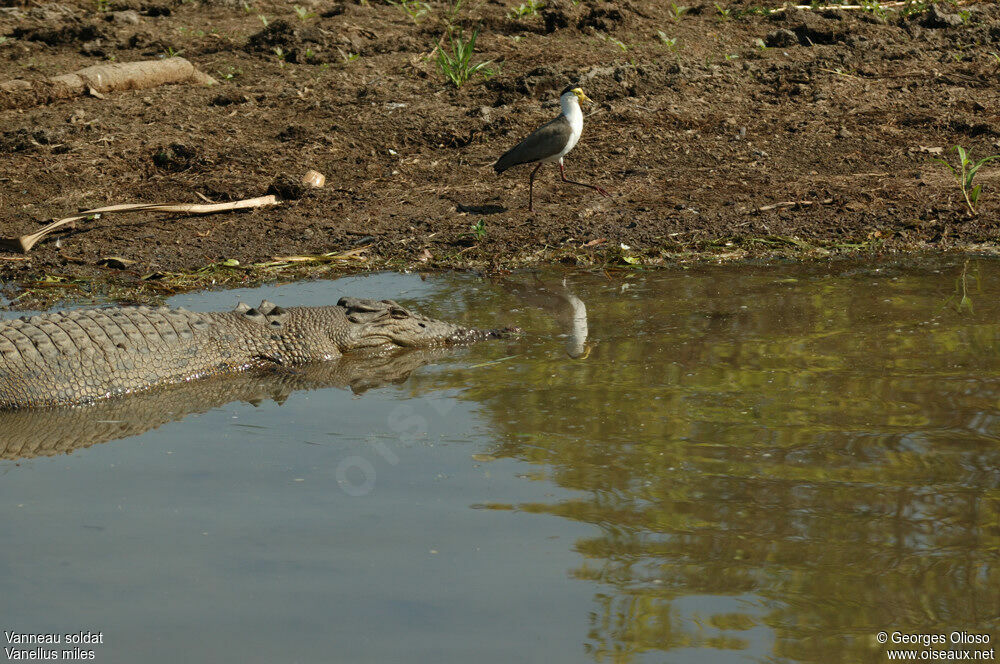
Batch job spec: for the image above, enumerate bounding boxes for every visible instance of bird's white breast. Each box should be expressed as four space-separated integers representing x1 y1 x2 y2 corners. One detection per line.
553 97 584 161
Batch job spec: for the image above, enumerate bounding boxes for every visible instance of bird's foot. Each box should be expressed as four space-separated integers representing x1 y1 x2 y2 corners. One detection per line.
596 186 610 197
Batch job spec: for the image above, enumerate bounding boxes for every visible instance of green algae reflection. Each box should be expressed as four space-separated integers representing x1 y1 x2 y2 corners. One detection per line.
416 262 1000 664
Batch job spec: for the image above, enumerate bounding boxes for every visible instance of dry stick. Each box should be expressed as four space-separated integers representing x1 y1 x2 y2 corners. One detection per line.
773 2 904 10
2 196 278 254
259 246 371 268
756 198 834 212
0 57 216 110
772 0 973 10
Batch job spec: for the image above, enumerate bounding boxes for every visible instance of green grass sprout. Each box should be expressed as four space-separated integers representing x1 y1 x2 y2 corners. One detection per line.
437 26 492 87
933 146 1000 215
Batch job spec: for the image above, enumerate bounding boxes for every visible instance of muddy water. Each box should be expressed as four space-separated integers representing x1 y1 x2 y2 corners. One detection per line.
1 262 998 663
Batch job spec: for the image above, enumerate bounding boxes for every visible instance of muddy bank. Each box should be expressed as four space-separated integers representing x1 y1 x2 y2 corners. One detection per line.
1 0 998 304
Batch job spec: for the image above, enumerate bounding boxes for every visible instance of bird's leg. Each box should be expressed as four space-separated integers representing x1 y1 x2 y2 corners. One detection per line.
558 162 610 198
528 163 543 212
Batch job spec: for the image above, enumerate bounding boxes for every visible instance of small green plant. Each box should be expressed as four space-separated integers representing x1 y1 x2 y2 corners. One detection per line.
444 0 465 22
958 9 971 23
216 66 242 79
272 46 285 60
0 36 8 46
388 0 430 23
715 2 731 20
436 26 492 87
163 46 183 57
293 5 316 20
257 13 269 26
933 145 1000 215
471 219 487 241
734 5 772 17
598 32 628 52
656 31 678 51
94 0 111 12
667 2 690 22
507 0 543 19
900 0 932 17
754 37 768 50
337 47 360 63
724 53 738 61
859 0 887 20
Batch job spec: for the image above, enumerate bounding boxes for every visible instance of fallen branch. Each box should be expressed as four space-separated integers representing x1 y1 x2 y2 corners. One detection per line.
771 1 904 10
756 198 834 212
256 246 371 269
0 57 216 110
771 0 973 11
1 195 278 253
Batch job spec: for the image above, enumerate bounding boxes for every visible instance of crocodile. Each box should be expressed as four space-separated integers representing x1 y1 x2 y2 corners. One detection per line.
0 297 514 409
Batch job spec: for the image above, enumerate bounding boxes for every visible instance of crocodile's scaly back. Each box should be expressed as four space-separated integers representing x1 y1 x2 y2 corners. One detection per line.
0 305 253 408
0 299 512 409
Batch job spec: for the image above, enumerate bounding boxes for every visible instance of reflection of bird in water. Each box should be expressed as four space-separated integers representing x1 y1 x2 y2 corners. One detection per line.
502 276 590 359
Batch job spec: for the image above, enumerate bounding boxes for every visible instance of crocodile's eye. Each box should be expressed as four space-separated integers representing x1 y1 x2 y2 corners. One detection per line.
389 307 409 320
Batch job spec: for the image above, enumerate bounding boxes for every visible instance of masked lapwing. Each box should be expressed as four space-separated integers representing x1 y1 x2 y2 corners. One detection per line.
493 85 610 212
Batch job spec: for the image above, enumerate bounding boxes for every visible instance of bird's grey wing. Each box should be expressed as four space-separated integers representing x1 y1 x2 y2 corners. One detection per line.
494 115 572 173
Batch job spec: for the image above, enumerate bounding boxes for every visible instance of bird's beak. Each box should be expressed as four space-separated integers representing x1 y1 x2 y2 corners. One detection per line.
576 91 591 103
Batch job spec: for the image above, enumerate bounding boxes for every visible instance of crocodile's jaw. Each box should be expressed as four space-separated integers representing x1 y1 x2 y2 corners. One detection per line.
336 297 515 351
347 315 512 350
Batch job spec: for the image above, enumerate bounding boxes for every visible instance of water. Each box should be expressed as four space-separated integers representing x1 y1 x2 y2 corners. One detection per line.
1 262 998 663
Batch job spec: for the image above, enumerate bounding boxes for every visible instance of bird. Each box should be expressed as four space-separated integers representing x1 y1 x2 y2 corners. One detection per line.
493 85 610 212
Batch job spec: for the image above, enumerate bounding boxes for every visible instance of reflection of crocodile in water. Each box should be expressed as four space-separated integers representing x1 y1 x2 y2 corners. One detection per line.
0 297 514 409
0 349 454 460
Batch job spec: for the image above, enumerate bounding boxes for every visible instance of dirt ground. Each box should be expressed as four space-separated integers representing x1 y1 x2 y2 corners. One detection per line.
0 0 998 303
